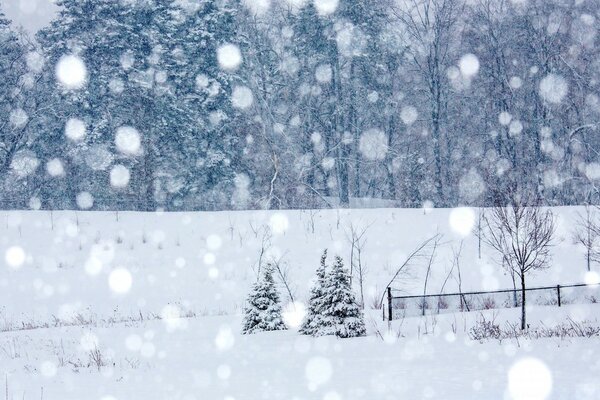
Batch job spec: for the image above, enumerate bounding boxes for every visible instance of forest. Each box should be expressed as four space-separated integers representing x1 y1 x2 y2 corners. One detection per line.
1 0 599 211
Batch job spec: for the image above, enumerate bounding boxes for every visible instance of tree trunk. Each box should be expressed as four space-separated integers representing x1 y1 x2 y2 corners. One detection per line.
520 272 526 330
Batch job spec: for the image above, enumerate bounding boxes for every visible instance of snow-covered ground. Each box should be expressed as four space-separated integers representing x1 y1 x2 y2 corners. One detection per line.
1 207 599 399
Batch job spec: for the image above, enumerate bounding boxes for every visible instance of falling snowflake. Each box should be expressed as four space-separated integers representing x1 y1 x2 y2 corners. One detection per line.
115 126 142 155
459 54 480 77
539 73 568 104
231 86 254 110
56 55 87 89
217 44 242 71
110 165 131 188
359 129 388 161
65 118 86 141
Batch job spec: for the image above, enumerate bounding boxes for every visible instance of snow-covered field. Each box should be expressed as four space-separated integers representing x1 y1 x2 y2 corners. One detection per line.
1 207 599 399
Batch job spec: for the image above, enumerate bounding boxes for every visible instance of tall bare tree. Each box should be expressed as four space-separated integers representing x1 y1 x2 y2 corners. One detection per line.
482 193 555 330
573 205 600 272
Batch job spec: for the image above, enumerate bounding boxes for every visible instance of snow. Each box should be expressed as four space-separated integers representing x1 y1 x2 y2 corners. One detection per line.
508 358 553 400
459 53 480 77
46 158 65 177
4 245 25 269
55 55 87 90
65 118 86 141
108 267 133 293
9 108 28 128
314 0 339 16
315 64 332 84
109 164 131 188
448 207 476 237
115 126 142 156
359 129 388 160
217 44 243 71
539 74 568 104
1 207 599 398
76 191 94 209
400 105 418 125
231 86 254 110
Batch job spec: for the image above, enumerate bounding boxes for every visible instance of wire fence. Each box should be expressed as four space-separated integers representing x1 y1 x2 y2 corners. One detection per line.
384 283 600 321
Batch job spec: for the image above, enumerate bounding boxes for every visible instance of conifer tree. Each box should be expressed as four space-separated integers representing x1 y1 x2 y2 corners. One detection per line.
320 256 366 338
242 263 287 334
299 249 329 336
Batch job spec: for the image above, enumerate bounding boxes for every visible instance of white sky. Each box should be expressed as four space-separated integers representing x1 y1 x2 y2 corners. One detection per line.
3 0 59 32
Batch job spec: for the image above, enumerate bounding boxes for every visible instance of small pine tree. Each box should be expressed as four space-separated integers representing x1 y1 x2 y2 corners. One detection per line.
319 256 366 338
299 249 328 335
242 264 287 334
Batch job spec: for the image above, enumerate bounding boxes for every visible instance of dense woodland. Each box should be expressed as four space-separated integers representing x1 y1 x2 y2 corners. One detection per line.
1 0 599 211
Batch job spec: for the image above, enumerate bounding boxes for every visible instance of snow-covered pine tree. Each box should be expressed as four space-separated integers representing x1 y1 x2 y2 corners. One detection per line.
299 249 329 336
319 255 366 338
242 263 287 334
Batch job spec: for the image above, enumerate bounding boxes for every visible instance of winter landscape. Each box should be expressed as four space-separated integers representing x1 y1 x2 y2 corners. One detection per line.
2 0 600 399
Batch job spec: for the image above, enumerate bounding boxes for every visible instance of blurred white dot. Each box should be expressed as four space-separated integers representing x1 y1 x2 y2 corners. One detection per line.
65 118 86 141
56 55 87 90
305 357 332 387
217 44 242 71
232 86 254 109
110 164 131 188
359 129 388 161
46 158 65 177
206 234 223 250
508 358 552 400
175 257 186 268
9 108 28 128
76 192 94 210
80 332 99 352
315 64 332 84
208 267 219 279
204 253 216 265
161 304 187 332
108 268 132 294
125 334 143 351
449 207 476 237
215 326 235 351
5 246 26 269
314 0 339 15
282 302 306 329
270 213 289 235
115 126 141 156
584 271 600 285
323 391 342 400
459 54 480 77
217 364 231 380
140 342 155 358
499 112 512 126
539 74 568 104
400 106 418 125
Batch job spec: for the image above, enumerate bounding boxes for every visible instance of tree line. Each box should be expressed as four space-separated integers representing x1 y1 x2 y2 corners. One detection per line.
1 0 599 211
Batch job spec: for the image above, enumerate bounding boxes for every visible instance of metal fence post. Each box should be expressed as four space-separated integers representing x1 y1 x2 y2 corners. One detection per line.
387 287 393 322
557 285 561 307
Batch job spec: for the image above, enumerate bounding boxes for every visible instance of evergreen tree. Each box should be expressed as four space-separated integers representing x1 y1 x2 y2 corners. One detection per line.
242 264 287 334
319 256 366 338
299 249 329 336
0 7 29 203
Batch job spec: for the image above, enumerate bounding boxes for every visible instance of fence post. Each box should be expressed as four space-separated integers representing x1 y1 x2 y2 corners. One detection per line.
387 287 393 322
557 285 561 307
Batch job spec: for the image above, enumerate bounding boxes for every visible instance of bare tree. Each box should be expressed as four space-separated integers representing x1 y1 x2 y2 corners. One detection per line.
270 253 296 304
379 233 442 308
482 199 555 330
572 205 600 272
345 221 374 308
421 234 442 315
